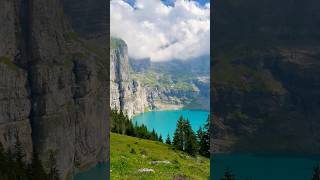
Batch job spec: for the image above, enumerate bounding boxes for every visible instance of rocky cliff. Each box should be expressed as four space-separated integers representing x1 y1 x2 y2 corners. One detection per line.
0 0 107 179
212 0 320 154
110 38 148 117
110 38 209 117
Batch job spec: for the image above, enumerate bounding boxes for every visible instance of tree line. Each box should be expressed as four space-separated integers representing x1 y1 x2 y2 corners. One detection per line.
110 109 210 157
0 136 59 180
110 110 163 142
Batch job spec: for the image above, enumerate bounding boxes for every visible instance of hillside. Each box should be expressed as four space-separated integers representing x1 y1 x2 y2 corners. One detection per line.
110 133 210 180
212 0 320 154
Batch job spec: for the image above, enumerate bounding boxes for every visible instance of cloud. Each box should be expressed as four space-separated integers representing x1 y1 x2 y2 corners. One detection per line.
111 0 210 61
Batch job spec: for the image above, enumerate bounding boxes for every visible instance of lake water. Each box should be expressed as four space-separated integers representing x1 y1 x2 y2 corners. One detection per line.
74 163 107 180
132 109 209 140
211 153 320 180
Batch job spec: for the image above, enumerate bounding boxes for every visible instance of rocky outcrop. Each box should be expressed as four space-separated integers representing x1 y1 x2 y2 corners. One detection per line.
0 0 107 179
110 38 148 117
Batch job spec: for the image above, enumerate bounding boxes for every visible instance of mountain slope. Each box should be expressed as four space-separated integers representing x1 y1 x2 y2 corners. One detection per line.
212 0 320 154
110 133 209 179
0 1 107 179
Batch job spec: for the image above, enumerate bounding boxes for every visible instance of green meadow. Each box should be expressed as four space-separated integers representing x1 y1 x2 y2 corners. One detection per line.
110 133 210 180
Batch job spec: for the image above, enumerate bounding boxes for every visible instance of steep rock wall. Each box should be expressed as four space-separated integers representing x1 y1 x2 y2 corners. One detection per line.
0 0 33 161
110 38 148 117
0 0 107 179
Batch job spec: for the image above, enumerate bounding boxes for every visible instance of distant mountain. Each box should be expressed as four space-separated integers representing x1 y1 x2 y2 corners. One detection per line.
110 37 210 117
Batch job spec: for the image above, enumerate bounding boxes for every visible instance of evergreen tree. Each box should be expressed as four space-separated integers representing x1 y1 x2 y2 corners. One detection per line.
48 150 59 180
184 119 198 156
0 142 9 179
155 132 159 141
4 148 16 179
0 142 5 167
0 142 51 180
110 108 164 143
165 134 171 145
14 135 29 179
312 165 320 180
28 151 48 180
197 127 204 142
151 129 157 141
198 116 210 157
14 135 25 166
158 134 163 143
173 116 185 151
125 116 135 136
221 167 235 180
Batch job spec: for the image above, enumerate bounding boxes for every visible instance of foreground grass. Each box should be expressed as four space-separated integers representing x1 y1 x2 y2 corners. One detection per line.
110 133 210 180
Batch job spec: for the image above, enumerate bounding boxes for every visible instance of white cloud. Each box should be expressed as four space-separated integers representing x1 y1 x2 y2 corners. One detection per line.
111 0 210 61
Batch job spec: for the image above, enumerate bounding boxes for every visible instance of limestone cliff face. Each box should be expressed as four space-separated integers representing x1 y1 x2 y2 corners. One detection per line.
110 38 148 117
0 0 33 160
0 0 107 179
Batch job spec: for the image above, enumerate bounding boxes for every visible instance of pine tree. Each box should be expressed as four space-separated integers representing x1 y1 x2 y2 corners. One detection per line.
221 167 235 180
173 116 185 151
48 150 59 180
198 116 210 157
155 132 159 141
14 135 29 179
158 134 163 143
151 129 157 141
4 148 16 179
165 134 171 145
197 127 203 142
14 135 25 166
184 119 198 156
0 142 8 178
312 165 320 180
28 151 48 180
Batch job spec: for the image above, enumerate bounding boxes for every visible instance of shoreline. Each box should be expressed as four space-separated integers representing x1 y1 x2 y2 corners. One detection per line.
133 105 209 118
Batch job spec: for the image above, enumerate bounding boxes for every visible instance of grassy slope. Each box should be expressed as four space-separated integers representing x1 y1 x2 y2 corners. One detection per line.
110 133 210 180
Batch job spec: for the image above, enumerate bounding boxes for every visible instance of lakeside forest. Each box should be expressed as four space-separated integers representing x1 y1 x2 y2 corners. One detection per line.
110 109 210 179
110 109 210 158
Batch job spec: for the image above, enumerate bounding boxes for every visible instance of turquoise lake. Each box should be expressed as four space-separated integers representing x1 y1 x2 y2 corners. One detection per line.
74 163 107 180
132 109 209 140
211 153 320 180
